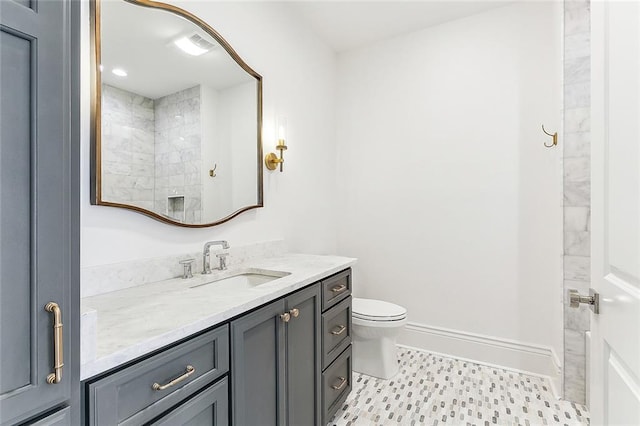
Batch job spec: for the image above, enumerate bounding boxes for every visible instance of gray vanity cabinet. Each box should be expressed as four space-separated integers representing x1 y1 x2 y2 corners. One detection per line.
284 285 322 425
83 270 352 426
149 378 228 426
231 284 322 426
230 299 286 426
1 0 80 424
320 269 353 425
28 408 71 426
86 327 229 426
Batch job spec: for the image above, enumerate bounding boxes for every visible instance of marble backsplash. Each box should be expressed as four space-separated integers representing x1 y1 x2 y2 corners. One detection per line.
81 240 285 298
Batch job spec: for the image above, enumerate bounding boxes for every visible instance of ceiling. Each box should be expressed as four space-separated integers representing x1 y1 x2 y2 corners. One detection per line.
101 1 254 99
285 1 510 52
100 1 512 99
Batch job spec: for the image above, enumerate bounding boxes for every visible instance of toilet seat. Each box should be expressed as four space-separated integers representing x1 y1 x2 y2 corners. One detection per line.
352 298 407 322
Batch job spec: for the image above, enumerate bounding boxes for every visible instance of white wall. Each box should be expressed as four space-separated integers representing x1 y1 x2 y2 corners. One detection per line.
335 2 563 380
219 81 257 209
200 84 225 221
80 2 339 267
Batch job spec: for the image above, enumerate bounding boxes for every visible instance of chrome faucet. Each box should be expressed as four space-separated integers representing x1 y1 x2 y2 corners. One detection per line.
202 240 230 274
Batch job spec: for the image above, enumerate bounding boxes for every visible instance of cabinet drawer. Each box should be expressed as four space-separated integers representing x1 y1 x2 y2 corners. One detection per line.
29 407 70 426
322 296 352 370
87 326 229 426
321 269 351 311
322 346 352 425
149 377 228 426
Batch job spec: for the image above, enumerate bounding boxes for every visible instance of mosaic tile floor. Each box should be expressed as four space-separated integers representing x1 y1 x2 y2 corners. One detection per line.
331 348 590 426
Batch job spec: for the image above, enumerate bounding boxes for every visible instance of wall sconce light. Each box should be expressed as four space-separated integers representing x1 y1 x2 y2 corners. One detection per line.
265 118 287 172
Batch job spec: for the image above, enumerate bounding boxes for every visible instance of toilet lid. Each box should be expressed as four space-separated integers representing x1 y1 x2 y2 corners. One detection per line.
352 298 407 321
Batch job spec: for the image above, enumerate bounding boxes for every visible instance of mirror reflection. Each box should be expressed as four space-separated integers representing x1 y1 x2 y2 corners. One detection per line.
93 0 263 226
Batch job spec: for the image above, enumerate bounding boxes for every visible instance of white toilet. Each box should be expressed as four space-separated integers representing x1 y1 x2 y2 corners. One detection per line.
351 298 408 379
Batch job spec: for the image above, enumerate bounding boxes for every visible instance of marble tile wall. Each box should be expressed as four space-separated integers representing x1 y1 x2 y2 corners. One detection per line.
101 85 155 210
563 0 590 405
154 86 202 223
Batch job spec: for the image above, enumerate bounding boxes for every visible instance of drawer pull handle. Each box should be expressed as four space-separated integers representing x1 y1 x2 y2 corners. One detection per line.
45 302 64 384
152 365 195 391
289 308 300 318
330 325 347 335
331 284 347 293
280 312 291 322
331 376 348 391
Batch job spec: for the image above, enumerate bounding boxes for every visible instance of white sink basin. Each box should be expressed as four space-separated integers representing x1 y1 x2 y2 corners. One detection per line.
190 269 289 290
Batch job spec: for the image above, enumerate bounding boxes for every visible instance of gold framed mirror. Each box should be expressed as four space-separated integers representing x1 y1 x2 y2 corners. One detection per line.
90 0 263 227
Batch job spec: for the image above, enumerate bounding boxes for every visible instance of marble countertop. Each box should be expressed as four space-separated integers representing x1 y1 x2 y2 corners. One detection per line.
80 253 356 380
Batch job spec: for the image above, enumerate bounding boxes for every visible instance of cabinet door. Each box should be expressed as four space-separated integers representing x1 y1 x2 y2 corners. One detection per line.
285 284 321 426
149 378 228 426
231 299 286 426
0 1 78 425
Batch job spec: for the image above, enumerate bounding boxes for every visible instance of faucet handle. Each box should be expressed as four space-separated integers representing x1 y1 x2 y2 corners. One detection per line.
179 258 194 279
215 253 229 270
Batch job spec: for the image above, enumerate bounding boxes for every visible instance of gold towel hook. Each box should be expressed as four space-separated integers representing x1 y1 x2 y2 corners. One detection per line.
209 164 217 177
542 125 558 148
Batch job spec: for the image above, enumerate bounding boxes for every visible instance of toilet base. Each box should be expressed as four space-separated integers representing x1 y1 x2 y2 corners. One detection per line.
352 335 399 380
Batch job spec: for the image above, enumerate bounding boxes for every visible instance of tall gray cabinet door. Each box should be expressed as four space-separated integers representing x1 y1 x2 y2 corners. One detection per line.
286 285 322 426
231 300 287 426
0 0 77 425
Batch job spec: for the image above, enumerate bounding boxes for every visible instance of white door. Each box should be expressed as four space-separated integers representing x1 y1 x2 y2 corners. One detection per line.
590 1 640 424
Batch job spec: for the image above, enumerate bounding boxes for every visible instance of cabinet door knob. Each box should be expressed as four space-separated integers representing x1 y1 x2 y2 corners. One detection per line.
280 312 291 322
289 308 300 318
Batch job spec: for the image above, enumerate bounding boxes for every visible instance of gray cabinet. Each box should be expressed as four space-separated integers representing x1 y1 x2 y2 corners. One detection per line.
29 408 71 426
320 269 353 425
230 299 285 426
86 327 229 426
149 378 228 426
322 346 352 425
322 297 352 370
0 0 80 424
321 269 351 311
83 270 353 426
231 284 322 426
285 285 322 426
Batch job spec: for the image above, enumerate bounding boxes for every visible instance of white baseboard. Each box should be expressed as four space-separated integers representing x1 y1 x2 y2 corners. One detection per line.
398 322 562 399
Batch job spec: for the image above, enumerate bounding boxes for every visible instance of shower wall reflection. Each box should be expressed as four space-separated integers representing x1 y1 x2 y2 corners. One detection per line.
93 0 262 226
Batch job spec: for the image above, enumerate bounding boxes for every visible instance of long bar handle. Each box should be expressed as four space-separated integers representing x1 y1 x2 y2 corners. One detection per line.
45 302 63 384
152 365 195 391
331 376 347 391
330 325 347 336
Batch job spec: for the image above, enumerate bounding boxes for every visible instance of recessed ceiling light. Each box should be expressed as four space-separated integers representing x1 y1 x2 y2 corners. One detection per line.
174 34 214 56
112 68 127 77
